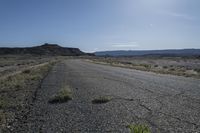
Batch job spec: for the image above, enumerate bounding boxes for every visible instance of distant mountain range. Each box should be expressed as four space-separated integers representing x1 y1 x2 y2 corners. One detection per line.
95 49 200 57
0 43 87 56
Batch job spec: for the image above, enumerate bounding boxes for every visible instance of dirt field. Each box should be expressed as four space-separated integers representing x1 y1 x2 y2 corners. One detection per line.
0 55 60 132
89 56 200 78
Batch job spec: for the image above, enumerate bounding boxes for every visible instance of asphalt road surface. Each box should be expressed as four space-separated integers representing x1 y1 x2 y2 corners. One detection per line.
15 59 200 133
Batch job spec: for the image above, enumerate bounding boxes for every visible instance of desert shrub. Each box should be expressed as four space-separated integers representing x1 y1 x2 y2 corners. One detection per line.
127 124 151 133
49 87 72 104
92 96 112 104
0 75 25 90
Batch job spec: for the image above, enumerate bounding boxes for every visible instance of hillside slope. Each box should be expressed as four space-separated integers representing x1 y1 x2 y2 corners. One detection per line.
0 43 86 56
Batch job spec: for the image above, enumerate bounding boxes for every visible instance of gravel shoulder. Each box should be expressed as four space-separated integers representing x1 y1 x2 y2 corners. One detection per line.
15 59 200 133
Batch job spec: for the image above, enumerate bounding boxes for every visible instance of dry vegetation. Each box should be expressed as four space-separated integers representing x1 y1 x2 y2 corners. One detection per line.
48 86 72 104
92 96 112 104
89 56 200 78
0 55 59 132
127 124 151 133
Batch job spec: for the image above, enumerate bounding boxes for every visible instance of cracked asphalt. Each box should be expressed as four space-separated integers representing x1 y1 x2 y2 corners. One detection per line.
16 59 200 133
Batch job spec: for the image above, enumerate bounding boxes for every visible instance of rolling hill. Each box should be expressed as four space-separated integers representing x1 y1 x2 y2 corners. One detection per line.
0 43 86 56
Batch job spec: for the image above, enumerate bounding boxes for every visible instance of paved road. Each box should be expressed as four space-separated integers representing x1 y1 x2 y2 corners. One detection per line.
17 59 200 133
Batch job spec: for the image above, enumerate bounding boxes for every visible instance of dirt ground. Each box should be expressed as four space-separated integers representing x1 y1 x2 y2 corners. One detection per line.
90 56 200 78
0 55 60 132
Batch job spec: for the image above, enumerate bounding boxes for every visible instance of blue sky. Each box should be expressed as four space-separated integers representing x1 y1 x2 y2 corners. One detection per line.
0 0 200 52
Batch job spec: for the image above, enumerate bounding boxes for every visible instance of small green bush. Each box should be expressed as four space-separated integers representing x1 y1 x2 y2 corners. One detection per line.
127 124 151 133
49 87 72 104
92 96 112 104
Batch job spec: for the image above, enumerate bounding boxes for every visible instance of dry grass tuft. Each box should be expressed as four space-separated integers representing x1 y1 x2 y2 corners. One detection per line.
92 96 112 104
48 86 72 104
127 124 151 133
